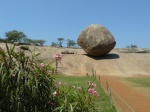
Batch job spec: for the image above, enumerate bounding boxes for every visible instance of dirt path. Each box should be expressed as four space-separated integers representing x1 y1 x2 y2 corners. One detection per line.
100 75 150 112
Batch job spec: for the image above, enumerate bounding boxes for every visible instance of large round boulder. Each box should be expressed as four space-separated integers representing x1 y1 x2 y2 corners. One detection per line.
77 24 116 56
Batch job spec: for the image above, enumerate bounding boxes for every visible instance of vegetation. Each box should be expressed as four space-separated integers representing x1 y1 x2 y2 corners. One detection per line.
0 43 56 111
55 75 116 112
0 38 5 43
51 38 77 48
67 39 77 47
1 30 78 47
126 44 138 48
24 38 46 46
57 37 64 47
0 30 46 46
51 42 58 47
5 30 26 43
35 39 46 46
124 77 150 88
0 43 112 111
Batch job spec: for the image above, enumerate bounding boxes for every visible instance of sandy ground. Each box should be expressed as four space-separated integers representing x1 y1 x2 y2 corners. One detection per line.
1 43 150 77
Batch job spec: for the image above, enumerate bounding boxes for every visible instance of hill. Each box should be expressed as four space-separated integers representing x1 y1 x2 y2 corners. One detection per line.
0 43 150 77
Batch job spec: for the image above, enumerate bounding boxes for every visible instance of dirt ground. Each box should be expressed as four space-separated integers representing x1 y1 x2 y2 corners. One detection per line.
1 43 150 112
100 75 150 112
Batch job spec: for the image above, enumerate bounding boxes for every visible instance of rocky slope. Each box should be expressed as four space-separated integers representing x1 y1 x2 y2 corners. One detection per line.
1 43 150 77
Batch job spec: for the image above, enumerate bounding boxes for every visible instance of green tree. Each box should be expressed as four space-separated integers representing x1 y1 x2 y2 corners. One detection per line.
57 37 64 47
5 30 26 42
24 38 46 46
0 37 5 43
51 42 57 47
23 37 33 44
35 39 46 46
67 39 76 47
126 44 138 48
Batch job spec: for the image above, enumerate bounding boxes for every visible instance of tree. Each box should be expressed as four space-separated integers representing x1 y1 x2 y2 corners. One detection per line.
51 42 57 47
67 39 76 47
126 44 138 48
23 37 33 44
5 30 26 42
0 37 5 43
57 37 64 47
23 38 46 46
35 39 46 46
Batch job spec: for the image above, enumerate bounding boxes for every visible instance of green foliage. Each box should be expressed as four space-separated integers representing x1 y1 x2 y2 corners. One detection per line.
53 79 98 112
55 75 116 112
126 44 138 48
5 30 26 43
67 39 77 47
57 37 64 47
0 43 56 111
0 38 6 43
23 37 33 44
33 39 46 46
23 38 46 46
51 42 58 47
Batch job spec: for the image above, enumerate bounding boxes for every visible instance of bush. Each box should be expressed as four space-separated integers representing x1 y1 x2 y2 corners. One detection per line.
0 43 99 112
0 43 56 111
52 80 99 112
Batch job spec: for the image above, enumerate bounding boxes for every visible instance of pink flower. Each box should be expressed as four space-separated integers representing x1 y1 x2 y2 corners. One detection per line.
88 88 98 96
38 63 44 68
77 87 82 91
91 83 96 88
53 91 58 96
86 80 91 85
88 88 95 94
53 53 62 63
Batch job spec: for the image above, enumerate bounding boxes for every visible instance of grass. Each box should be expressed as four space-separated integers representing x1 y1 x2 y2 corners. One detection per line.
118 76 150 98
123 77 150 88
54 75 116 112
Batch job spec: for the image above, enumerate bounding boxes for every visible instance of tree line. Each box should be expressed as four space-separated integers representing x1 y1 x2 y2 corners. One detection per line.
0 30 77 47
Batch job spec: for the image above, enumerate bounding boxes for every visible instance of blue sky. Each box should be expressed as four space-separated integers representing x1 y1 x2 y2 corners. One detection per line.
0 0 150 48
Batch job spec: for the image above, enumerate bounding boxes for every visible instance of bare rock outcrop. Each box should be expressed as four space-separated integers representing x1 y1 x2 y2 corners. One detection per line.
77 24 116 56
61 50 76 54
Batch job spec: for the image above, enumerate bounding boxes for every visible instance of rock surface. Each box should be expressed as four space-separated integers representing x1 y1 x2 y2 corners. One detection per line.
77 24 116 56
61 50 76 54
0 43 150 77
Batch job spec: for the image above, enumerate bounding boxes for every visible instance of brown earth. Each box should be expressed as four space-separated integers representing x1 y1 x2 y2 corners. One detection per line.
1 43 150 112
100 75 150 112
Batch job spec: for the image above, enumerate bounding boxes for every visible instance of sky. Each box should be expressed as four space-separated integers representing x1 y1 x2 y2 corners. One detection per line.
0 0 150 48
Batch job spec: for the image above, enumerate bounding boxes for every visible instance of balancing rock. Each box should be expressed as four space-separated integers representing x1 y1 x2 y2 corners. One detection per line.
77 24 116 56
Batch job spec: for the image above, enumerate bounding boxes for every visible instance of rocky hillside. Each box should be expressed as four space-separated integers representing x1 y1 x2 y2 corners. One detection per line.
1 43 150 77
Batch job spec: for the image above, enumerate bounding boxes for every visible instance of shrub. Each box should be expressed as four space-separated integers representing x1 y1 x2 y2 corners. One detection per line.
52 80 99 112
0 43 56 111
0 43 99 112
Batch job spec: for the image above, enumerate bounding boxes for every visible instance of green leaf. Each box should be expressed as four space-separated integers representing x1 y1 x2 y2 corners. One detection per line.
1 73 6 86
35 79 38 91
17 70 21 83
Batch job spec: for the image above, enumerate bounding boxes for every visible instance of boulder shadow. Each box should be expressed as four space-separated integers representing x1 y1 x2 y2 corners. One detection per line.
83 53 120 60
